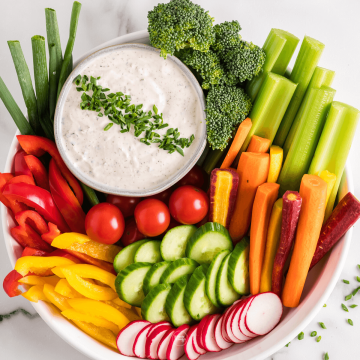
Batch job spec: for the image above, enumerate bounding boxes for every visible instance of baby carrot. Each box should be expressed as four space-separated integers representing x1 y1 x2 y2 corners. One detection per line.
247 135 271 153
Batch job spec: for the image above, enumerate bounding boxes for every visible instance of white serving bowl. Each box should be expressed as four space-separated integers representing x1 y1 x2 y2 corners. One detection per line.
2 30 355 360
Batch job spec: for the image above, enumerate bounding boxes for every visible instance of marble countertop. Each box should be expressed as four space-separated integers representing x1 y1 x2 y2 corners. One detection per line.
1 1 359 359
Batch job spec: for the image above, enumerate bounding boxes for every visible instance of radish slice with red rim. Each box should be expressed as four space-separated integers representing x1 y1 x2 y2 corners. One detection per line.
225 302 247 343
148 321 172 337
158 329 176 360
239 297 257 338
146 323 173 359
201 314 222 352
221 299 241 342
116 320 150 356
214 315 233 350
245 292 283 336
196 315 210 351
166 324 190 360
133 323 153 358
192 327 206 355
231 302 253 341
185 325 200 360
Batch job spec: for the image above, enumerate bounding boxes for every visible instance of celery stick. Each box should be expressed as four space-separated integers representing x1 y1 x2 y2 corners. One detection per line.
283 67 335 157
308 102 360 220
246 29 299 101
273 36 325 147
277 86 336 196
240 72 297 152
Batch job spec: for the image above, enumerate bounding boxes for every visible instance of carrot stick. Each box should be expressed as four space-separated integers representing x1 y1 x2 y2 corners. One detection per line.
267 145 283 183
260 198 283 293
282 174 327 307
249 182 280 295
220 118 252 169
246 135 271 153
229 152 270 243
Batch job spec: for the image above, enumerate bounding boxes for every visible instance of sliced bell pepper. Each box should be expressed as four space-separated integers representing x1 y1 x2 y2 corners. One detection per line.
3 182 70 232
43 283 72 311
49 159 86 233
14 150 33 178
41 222 61 243
19 275 60 287
7 175 35 185
50 233 90 248
3 269 24 297
0 173 15 209
15 210 49 235
55 278 85 298
111 296 132 310
21 247 50 257
22 285 49 302
24 155 50 191
103 301 141 322
48 249 82 264
17 135 83 205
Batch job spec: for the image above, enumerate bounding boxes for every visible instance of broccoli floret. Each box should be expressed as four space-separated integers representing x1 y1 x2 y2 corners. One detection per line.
223 41 266 82
147 0 215 59
212 21 242 55
205 85 252 150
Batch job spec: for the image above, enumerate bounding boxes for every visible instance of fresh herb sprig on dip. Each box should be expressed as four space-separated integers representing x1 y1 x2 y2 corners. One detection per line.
74 74 195 156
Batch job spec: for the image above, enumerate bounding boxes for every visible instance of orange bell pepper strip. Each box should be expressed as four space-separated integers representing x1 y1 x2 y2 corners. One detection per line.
55 279 85 298
19 275 60 287
22 285 49 302
43 284 72 311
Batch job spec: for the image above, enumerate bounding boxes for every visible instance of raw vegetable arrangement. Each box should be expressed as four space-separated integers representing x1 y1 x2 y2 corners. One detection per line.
1 0 360 359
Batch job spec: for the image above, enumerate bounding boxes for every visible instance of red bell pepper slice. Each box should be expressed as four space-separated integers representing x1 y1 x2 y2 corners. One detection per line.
24 155 50 191
3 270 24 297
15 210 49 235
17 135 83 205
21 247 50 257
49 159 86 233
41 222 61 243
3 182 70 232
47 249 82 264
0 173 14 209
8 175 35 186
14 150 33 178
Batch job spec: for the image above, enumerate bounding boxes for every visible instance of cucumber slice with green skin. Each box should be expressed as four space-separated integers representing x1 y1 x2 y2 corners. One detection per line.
184 265 219 321
143 261 171 296
185 223 233 264
141 283 172 323
205 249 231 307
215 253 240 306
165 275 193 327
134 240 162 264
161 225 198 261
160 258 198 284
115 262 152 307
228 237 250 295
113 239 148 273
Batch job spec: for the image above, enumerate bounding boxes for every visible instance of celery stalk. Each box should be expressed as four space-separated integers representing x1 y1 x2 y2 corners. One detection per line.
240 72 297 152
308 102 360 220
277 86 336 196
246 29 299 101
283 67 335 157
273 36 325 147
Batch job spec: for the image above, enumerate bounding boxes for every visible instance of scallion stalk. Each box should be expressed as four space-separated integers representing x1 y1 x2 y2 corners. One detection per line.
48 43 57 123
80 183 100 206
196 144 210 167
203 148 224 175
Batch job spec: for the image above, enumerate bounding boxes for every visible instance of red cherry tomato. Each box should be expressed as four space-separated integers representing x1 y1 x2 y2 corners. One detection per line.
120 217 146 247
147 186 174 205
85 203 125 244
169 185 209 225
177 165 205 188
106 194 141 218
134 199 170 237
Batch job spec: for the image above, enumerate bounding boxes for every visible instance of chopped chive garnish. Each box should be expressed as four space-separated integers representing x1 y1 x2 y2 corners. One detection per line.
348 319 354 326
316 336 321 342
352 287 360 296
285 342 290 347
310 331 317 337
297 332 304 340
343 279 350 284
323 304 327 307
324 352 329 360
350 304 358 308
345 294 353 301
357 276 360 283
341 303 349 312
104 123 113 131
319 322 326 329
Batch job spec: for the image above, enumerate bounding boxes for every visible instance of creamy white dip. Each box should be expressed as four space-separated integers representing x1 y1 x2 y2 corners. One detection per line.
59 46 203 192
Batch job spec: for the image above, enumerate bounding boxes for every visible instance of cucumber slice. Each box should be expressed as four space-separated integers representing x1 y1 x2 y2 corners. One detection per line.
115 262 152 307
160 258 198 284
184 264 219 321
141 283 172 323
228 237 250 294
205 249 231 307
134 240 162 263
160 225 197 261
165 275 193 327
215 253 240 306
185 222 233 264
143 261 171 295
113 239 148 273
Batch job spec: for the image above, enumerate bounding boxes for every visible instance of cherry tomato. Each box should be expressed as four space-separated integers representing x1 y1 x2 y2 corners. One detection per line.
176 165 205 188
106 194 141 218
169 185 209 225
147 186 174 205
85 203 125 245
134 199 170 237
120 217 146 247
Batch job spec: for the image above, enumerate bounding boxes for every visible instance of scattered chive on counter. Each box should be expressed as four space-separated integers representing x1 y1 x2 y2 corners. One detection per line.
311 331 317 337
343 279 350 284
347 319 353 326
324 352 329 360
357 276 360 282
349 305 358 308
297 332 304 340
319 322 326 329
317 336 322 342
345 294 353 301
323 304 327 307
341 303 349 312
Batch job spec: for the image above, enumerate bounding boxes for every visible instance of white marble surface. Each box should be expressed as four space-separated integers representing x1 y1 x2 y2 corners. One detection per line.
0 0 360 359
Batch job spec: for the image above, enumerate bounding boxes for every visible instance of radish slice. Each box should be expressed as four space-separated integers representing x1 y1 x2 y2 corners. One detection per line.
185 325 200 360
196 315 209 351
245 292 283 335
231 302 253 341
116 320 150 356
201 314 222 352
214 315 233 350
225 302 246 343
221 299 241 343
192 327 206 355
146 323 173 359
166 324 190 360
239 297 257 338
158 329 175 360
133 323 153 358
148 321 172 337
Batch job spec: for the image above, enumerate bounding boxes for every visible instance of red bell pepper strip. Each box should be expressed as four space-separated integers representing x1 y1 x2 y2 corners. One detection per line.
48 159 86 233
17 135 83 205
47 249 82 264
0 173 14 209
8 175 35 186
11 224 53 251
3 270 24 297
24 155 50 191
41 222 61 243
21 247 50 257
15 210 49 235
3 182 70 232
14 150 33 178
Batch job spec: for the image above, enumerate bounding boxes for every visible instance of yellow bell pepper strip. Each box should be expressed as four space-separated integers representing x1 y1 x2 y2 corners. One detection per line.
61 309 119 335
22 285 49 302
112 296 132 310
15 256 75 276
51 266 66 278
67 298 130 329
103 301 141 322
260 198 283 293
51 233 121 263
43 284 71 311
18 275 60 287
55 279 85 298
318 170 336 206
267 145 283 183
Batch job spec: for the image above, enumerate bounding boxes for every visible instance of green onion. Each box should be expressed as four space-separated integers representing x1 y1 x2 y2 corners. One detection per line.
323 304 327 307
357 276 360 283
297 332 304 340
80 183 99 206
0 77 35 135
319 322 326 329
324 352 329 360
104 123 113 131
246 28 299 101
311 331 317 337
342 303 349 312
316 336 321 342
285 342 290 347
345 294 353 301
348 319 353 326
350 305 358 308
203 148 224 175
308 102 360 220
352 287 360 296
48 44 57 122
7 40 40 133
343 279 350 284
274 36 325 147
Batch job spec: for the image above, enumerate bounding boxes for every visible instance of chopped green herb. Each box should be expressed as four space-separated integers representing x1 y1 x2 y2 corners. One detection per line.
285 342 290 347
316 336 321 342
323 304 327 307
348 319 353 326
357 276 360 283
311 331 317 337
341 303 349 312
350 304 358 308
352 287 360 296
319 322 326 329
297 332 304 340
343 279 350 284
103 123 113 131
345 294 353 301
358 264 360 270
324 352 329 360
